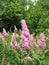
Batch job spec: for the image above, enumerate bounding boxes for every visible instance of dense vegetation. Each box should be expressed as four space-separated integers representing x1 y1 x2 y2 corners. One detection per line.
0 0 49 33
0 22 49 65
0 0 49 64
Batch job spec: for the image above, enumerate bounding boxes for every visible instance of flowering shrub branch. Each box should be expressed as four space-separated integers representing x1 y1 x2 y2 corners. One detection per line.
0 19 49 65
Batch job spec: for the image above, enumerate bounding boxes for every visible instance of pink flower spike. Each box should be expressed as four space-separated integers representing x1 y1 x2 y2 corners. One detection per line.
38 33 46 48
21 19 31 48
2 28 8 36
11 33 17 48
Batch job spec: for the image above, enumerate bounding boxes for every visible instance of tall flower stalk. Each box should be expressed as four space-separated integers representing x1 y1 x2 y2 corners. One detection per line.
11 33 17 48
21 20 31 48
38 33 46 48
2 28 8 36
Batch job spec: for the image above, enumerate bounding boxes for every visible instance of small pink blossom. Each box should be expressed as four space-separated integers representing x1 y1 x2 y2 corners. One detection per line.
22 38 29 48
38 33 46 48
2 28 8 36
22 30 30 37
11 33 17 48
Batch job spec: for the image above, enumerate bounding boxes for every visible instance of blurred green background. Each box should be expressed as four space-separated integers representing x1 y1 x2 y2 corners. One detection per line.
0 0 49 33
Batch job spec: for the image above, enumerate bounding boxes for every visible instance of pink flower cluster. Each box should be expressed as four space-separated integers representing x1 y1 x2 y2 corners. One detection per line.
0 19 46 49
39 33 46 48
2 28 8 36
21 20 31 48
11 33 17 48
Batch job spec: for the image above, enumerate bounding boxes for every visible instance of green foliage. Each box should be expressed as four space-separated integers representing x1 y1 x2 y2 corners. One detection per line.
0 40 4 63
0 41 21 65
0 0 49 33
4 47 21 65
0 33 49 65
